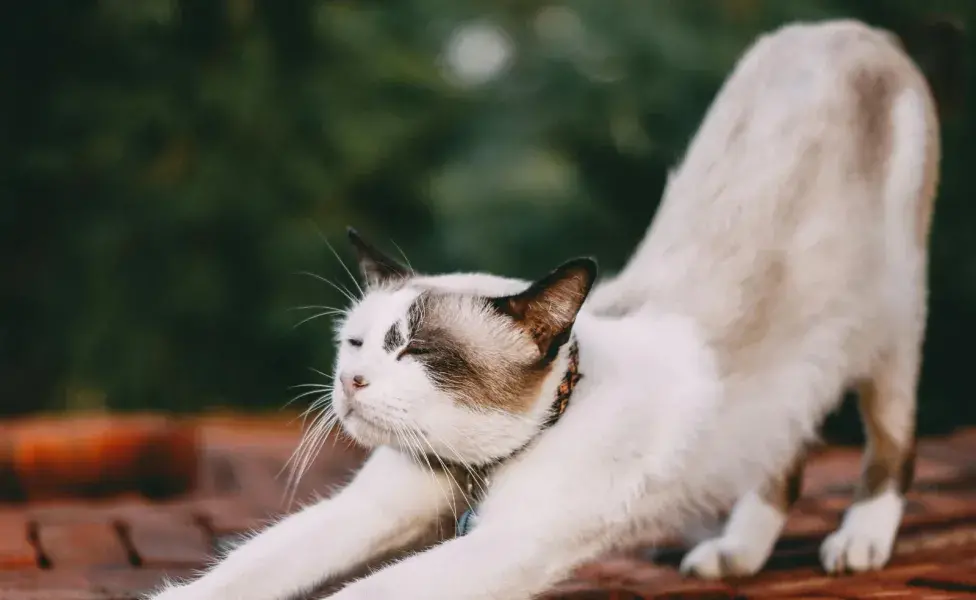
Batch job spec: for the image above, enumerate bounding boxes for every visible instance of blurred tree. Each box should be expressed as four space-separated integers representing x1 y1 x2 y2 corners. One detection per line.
1 0 972 442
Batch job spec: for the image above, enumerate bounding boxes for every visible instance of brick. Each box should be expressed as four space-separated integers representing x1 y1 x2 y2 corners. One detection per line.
542 586 641 600
807 494 853 515
0 513 36 567
197 449 238 495
736 573 844 598
825 583 923 598
87 567 195 598
37 523 130 567
803 449 862 493
908 566 976 589
894 526 976 558
911 456 961 485
573 556 673 587
914 491 976 519
735 564 944 598
126 515 210 567
226 452 284 511
4 416 199 502
4 421 976 600
27 496 188 526
756 597 846 600
28 501 109 525
0 592 117 600
0 570 91 589
570 558 734 598
918 431 976 466
782 512 836 539
192 497 269 535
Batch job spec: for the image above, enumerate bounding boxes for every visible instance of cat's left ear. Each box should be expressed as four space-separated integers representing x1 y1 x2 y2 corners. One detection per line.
490 257 597 359
347 227 411 287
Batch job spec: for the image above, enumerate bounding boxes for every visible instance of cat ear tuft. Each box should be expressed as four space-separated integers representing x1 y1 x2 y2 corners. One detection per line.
346 226 411 288
490 257 597 358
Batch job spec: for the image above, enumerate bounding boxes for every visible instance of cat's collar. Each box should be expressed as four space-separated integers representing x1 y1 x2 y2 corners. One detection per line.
544 336 582 428
454 337 582 535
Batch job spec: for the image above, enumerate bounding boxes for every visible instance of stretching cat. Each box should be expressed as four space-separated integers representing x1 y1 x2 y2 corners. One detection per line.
150 19 940 600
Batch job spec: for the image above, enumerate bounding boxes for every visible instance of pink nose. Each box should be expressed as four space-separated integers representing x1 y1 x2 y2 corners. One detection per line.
340 373 369 398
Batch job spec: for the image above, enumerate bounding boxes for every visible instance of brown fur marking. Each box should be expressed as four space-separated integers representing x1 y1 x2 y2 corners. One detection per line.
854 378 917 501
850 67 895 180
405 293 555 413
383 323 404 352
761 451 806 512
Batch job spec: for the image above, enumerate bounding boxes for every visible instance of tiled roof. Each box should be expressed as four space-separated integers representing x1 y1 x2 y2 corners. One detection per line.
0 415 973 599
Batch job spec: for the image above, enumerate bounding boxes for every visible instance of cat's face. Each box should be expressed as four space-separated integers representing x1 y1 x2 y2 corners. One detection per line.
329 228 596 466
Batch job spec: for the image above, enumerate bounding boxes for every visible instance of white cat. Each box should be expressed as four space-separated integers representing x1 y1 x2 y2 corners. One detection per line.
149 19 940 600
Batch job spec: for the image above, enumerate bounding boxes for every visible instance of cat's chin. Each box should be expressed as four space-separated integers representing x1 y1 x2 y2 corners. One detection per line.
339 413 394 448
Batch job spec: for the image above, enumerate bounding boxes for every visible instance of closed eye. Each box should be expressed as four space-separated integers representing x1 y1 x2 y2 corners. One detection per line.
396 342 431 360
347 338 363 348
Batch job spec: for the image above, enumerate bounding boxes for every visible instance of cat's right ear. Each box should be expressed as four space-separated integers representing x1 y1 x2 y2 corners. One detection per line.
346 227 411 288
490 257 597 361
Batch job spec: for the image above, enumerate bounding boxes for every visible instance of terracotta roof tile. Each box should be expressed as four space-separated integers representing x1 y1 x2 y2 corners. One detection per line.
0 415 971 599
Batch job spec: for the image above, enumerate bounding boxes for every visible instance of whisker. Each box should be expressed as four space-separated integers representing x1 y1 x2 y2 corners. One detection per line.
283 386 334 409
295 271 357 304
409 428 462 520
401 425 461 522
428 429 490 501
307 367 335 381
282 401 342 509
282 407 329 505
287 305 347 313
293 310 345 329
288 383 334 390
308 222 365 299
390 239 416 274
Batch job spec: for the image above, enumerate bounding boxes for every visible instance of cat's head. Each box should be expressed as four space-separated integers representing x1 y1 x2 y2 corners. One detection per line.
330 228 597 466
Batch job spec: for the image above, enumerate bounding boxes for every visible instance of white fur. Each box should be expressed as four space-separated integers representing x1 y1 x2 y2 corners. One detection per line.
148 19 939 600
679 491 788 578
821 485 905 573
333 281 561 465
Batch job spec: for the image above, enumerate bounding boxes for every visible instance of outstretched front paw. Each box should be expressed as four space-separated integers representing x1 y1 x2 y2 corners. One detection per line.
679 535 772 579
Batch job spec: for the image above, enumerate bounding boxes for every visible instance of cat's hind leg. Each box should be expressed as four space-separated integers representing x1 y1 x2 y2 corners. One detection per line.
820 352 918 574
680 453 804 579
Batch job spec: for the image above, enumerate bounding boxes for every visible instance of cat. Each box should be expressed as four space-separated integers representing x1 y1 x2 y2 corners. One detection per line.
149 18 941 600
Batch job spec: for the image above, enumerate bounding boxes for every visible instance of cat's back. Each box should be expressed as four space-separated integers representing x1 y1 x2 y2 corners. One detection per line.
659 19 935 234
616 19 939 372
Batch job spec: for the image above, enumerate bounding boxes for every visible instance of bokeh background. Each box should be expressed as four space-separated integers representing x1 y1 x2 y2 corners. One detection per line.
2 0 972 442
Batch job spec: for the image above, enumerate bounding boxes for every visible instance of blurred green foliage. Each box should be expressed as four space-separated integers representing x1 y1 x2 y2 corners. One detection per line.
1 1 973 440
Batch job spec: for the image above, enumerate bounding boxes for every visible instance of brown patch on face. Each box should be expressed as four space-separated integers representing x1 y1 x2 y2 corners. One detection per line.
402 259 594 415
849 67 895 181
854 378 917 501
761 450 806 512
404 292 557 414
383 323 404 352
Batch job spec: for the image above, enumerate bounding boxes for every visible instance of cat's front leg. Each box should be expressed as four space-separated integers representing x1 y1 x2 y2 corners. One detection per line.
326 526 596 600
148 447 457 600
324 472 641 600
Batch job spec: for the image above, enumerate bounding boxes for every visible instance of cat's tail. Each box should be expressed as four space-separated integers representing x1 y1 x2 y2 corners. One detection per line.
880 48 941 270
